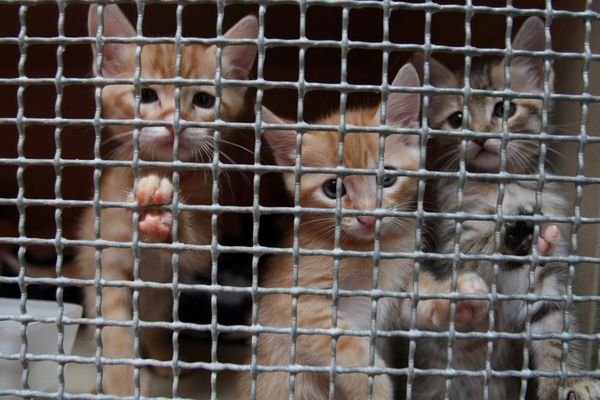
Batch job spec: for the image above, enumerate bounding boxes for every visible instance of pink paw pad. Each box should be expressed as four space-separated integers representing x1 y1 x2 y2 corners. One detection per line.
538 223 559 256
455 273 489 330
132 175 174 242
135 175 173 206
139 211 173 240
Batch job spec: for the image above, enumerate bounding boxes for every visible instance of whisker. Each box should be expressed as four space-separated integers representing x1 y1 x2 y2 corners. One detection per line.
217 138 255 157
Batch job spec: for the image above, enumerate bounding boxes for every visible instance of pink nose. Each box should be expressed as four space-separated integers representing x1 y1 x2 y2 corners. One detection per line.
357 215 376 229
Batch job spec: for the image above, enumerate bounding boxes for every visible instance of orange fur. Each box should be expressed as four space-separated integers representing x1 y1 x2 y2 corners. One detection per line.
75 5 258 395
237 65 488 399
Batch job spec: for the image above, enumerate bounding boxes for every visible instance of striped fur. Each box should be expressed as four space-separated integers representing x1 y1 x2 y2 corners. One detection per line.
238 65 489 399
415 17 600 400
75 5 258 395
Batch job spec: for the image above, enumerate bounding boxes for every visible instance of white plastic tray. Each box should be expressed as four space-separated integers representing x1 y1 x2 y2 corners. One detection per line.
0 298 83 398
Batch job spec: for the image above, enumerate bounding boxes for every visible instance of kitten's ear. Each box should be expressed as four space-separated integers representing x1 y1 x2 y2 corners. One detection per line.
385 63 421 130
222 15 258 79
88 4 135 77
411 53 455 88
511 16 551 92
261 107 296 166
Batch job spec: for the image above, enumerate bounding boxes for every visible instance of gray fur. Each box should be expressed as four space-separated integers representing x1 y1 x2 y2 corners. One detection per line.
412 16 600 400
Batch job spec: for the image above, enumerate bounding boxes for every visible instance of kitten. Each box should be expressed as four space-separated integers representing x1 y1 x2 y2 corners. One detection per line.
237 64 489 399
415 17 600 400
75 5 258 395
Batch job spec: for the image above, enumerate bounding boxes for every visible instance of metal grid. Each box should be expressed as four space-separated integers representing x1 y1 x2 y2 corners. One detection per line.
0 1 598 399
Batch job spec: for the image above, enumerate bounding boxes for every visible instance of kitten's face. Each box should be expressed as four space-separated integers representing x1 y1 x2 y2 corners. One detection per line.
295 124 419 243
424 17 551 174
263 64 421 245
89 5 257 162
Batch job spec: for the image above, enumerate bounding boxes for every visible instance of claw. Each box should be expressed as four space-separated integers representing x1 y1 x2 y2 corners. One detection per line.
568 390 578 400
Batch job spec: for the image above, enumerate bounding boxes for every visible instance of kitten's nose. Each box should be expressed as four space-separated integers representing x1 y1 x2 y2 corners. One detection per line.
473 138 487 146
357 216 376 229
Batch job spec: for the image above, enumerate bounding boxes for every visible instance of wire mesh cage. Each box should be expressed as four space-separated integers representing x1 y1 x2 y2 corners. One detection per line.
0 1 599 399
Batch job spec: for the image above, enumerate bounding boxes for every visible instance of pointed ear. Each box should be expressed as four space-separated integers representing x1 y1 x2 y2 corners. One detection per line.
222 15 258 80
88 4 136 77
385 63 421 130
261 107 297 166
411 52 455 88
511 16 551 92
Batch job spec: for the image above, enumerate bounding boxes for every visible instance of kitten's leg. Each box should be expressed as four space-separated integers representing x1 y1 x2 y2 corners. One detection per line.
255 337 393 400
130 175 207 379
506 213 600 400
300 326 393 399
127 175 176 380
98 265 136 395
76 200 141 394
406 273 489 400
531 304 600 400
334 333 393 400
139 284 177 379
255 298 393 400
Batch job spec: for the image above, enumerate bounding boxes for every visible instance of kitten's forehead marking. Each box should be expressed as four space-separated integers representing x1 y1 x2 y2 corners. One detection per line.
344 174 377 208
140 44 216 79
300 107 417 169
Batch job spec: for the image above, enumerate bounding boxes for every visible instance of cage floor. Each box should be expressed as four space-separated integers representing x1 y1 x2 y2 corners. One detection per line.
64 327 244 398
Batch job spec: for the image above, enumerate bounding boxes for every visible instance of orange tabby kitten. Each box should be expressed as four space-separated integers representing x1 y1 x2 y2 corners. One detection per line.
76 5 257 395
238 64 489 399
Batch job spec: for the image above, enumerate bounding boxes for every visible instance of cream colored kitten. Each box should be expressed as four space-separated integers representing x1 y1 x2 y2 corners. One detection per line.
76 5 257 395
237 64 489 399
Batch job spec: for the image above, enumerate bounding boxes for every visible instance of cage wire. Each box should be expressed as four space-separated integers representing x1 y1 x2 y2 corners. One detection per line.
0 1 598 399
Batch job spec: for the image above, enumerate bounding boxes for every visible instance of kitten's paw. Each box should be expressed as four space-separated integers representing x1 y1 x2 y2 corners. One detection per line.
454 272 489 331
101 364 136 396
131 175 174 242
562 379 600 400
505 210 560 257
505 211 535 256
418 273 488 331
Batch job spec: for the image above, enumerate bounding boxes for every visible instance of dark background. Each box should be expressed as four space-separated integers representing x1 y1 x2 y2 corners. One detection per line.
0 0 586 245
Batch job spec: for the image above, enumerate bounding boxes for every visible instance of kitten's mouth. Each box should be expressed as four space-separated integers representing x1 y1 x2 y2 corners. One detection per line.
347 216 391 241
138 127 197 161
467 140 501 172
473 147 499 159
154 128 188 147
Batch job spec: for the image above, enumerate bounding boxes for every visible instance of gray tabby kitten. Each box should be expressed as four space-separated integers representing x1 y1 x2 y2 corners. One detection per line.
414 17 600 400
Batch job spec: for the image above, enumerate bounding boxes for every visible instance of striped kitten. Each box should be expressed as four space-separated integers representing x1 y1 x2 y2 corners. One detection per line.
416 17 600 400
76 5 257 395
237 64 489 399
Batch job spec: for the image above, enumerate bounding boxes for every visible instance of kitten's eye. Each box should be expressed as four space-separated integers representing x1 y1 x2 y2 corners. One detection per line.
193 92 215 109
382 166 397 188
323 179 346 199
447 111 463 129
493 101 517 119
141 88 158 103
